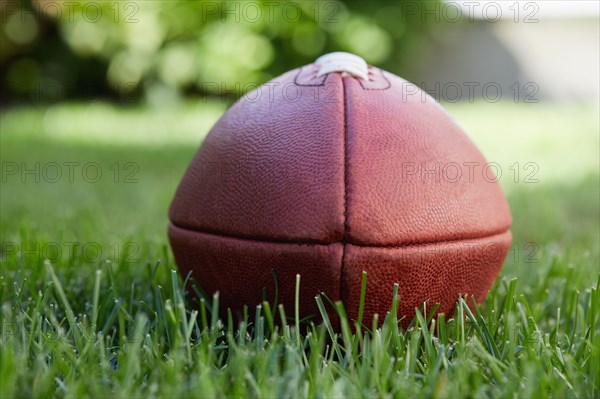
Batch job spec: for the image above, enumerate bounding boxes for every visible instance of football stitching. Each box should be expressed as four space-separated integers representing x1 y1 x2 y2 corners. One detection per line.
293 65 391 91
359 68 391 91
293 66 328 86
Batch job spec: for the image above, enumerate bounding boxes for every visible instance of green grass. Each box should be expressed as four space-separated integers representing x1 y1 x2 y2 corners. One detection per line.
1 101 599 398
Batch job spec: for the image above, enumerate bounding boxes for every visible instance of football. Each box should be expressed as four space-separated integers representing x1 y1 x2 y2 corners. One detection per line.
168 52 512 327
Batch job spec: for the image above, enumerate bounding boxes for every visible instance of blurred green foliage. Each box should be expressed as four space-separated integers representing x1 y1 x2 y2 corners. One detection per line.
0 0 439 104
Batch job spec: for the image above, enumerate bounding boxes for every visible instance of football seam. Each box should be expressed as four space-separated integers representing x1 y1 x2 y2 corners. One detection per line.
340 72 350 315
293 66 328 86
168 222 511 249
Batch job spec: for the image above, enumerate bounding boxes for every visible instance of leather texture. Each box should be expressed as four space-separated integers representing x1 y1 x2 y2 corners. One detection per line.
169 61 512 328
342 230 512 326
169 224 342 321
169 67 346 244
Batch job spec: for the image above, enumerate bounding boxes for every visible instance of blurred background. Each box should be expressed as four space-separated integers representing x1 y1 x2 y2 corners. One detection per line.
2 0 598 104
1 1 599 294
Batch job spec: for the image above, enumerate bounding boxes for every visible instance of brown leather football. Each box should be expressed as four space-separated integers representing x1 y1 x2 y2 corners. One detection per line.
168 52 512 327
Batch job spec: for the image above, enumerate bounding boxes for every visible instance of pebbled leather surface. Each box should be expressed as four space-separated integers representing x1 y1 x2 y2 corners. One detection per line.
169 224 342 321
169 61 512 327
342 230 512 327
169 68 346 243
343 73 511 246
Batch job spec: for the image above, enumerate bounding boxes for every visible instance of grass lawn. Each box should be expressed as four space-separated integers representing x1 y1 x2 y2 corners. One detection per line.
1 101 598 398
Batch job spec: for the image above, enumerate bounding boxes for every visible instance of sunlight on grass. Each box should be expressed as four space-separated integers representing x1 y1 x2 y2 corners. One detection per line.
447 101 599 191
1 101 227 146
